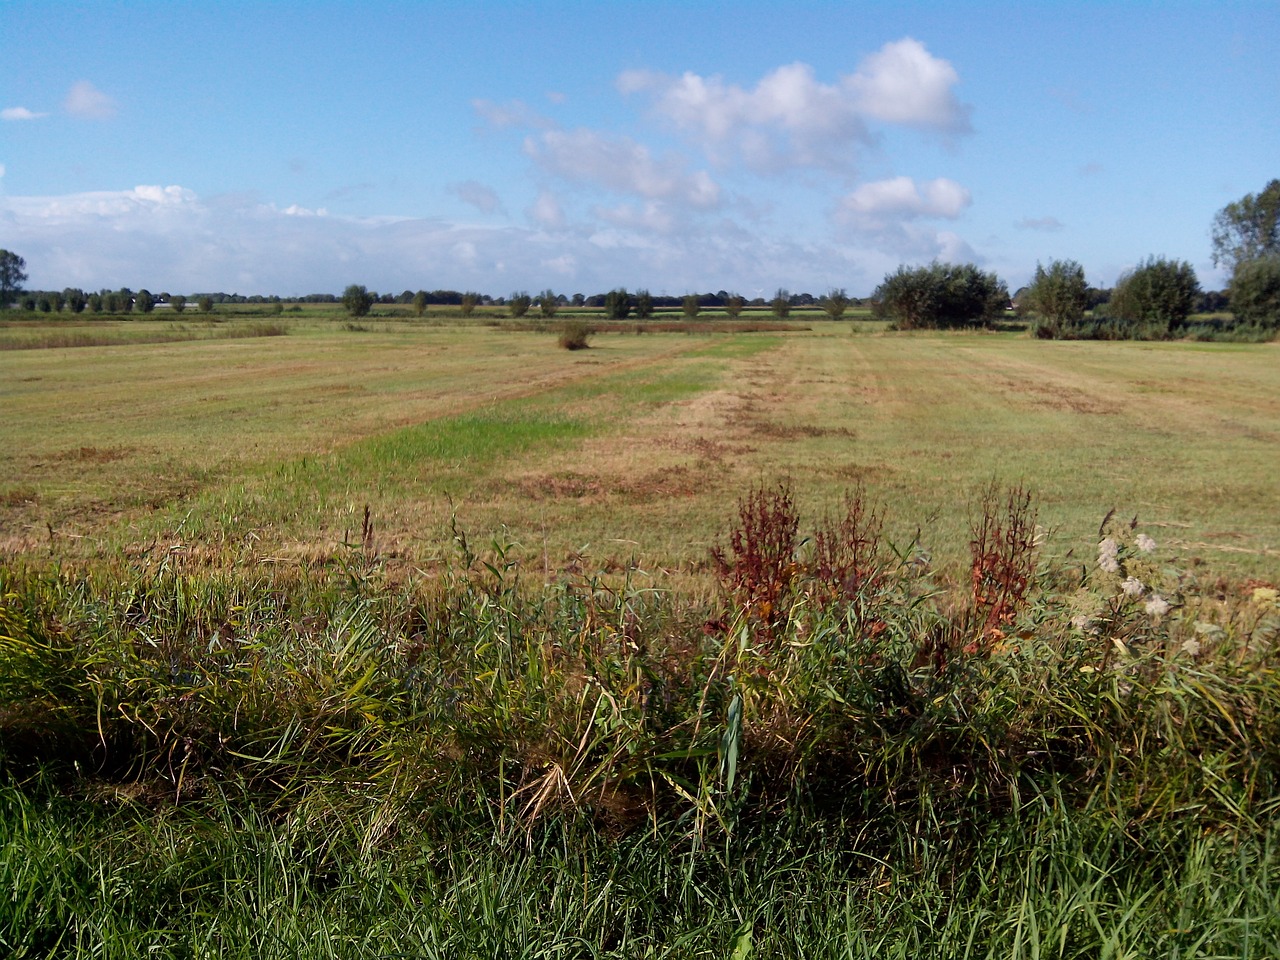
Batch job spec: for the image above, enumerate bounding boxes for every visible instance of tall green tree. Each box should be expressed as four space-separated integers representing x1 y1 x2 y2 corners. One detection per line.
170 294 187 314
634 290 653 320
538 290 559 318
724 293 745 319
1108 256 1199 332
1229 255 1280 328
1211 179 1280 272
342 284 374 318
682 294 701 319
771 288 791 319
197 296 214 314
605 288 631 320
411 291 429 317
135 289 155 314
0 249 28 309
1024 259 1088 333
873 262 1009 329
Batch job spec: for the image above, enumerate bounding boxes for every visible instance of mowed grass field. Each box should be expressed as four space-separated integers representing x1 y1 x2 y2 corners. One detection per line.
2 317 1277 582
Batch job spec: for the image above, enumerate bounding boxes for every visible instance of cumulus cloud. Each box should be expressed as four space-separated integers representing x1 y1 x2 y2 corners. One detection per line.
64 81 117 119
524 128 721 209
593 201 679 235
1015 216 1065 232
620 38 970 173
3 106 47 121
835 176 971 229
451 180 502 215
846 38 971 134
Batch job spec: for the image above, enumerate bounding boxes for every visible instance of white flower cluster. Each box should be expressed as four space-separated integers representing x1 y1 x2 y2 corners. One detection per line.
1098 538 1121 574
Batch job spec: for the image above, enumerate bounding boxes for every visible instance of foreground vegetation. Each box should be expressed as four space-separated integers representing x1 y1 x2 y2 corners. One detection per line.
2 486 1279 956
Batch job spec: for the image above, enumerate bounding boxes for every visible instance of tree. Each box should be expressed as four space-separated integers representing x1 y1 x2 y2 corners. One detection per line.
605 288 631 320
197 296 214 314
1229 255 1280 328
459 292 479 316
771 288 791 319
634 289 653 320
1024 259 1088 334
87 293 103 314
1211 179 1280 273
1108 256 1199 332
412 290 429 317
0 250 28 309
873 262 1009 329
342 284 374 318
682 294 701 319
820 287 850 320
724 293 745 319
135 289 155 314
509 291 532 317
538 290 559 318
170 294 187 314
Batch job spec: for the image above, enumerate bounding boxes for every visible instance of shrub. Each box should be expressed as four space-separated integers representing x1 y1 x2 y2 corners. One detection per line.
605 289 631 320
1229 255 1280 328
342 284 374 318
770 288 791 319
537 290 559 318
724 294 745 319
557 320 592 350
873 262 1009 329
508 292 532 318
634 289 654 320
1106 256 1199 332
682 294 701 319
1024 260 1087 337
459 292 479 316
820 288 850 320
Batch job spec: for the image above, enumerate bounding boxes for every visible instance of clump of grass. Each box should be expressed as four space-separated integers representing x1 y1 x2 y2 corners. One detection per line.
558 319 593 350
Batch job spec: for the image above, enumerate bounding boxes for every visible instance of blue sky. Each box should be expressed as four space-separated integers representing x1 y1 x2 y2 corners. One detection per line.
2 1 1276 297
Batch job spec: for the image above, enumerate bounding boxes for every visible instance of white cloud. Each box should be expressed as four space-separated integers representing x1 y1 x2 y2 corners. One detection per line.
593 201 678 235
835 176 971 229
451 180 502 214
846 38 971 134
64 81 117 119
472 98 551 130
524 129 721 209
2 106 47 121
527 190 566 229
620 39 970 173
1015 216 1065 232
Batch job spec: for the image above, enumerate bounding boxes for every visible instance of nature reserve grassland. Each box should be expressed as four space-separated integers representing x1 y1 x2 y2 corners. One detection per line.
1 318 1276 580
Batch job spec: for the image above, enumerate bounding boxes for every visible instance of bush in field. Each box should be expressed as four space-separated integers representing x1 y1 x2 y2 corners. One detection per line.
135 289 155 314
874 261 1009 329
342 284 374 318
170 294 186 314
821 287 850 320
724 293 745 318
460 292 479 316
682 294 701 319
412 290 429 317
605 288 631 320
508 292 532 318
197 296 214 314
771 288 791 319
634 289 653 319
1106 256 1199 333
1229 255 1280 328
538 289 559 318
1024 259 1088 337
557 319 592 350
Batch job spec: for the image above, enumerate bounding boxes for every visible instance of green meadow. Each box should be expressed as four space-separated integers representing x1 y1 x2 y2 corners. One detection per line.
2 316 1279 957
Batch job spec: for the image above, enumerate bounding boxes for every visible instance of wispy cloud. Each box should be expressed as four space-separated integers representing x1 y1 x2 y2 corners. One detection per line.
64 81 117 119
450 180 502 215
524 128 721 209
2 106 47 121
1014 216 1065 232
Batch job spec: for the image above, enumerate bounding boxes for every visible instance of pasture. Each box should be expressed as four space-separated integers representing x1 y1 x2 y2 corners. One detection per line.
2 316 1277 581
2 316 1279 957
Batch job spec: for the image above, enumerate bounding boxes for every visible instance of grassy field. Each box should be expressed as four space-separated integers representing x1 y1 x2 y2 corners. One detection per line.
2 316 1279 956
2 316 1276 581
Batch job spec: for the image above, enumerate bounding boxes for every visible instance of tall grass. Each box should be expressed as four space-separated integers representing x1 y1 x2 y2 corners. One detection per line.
2 486 1278 953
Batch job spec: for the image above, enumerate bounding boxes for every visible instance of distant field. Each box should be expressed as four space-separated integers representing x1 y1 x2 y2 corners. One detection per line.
1 317 1277 581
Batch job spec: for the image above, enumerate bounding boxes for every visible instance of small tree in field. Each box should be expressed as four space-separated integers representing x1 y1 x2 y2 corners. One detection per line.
1229 255 1280 328
460 292 479 316
1024 259 1088 335
0 249 26 309
821 287 850 320
538 289 559 318
605 288 631 320
135 289 155 314
170 294 186 314
342 284 374 318
682 294 701 319
873 262 1008 329
771 288 791 319
509 292 532 318
1108 257 1199 333
412 290 429 317
634 289 653 320
198 296 214 314
724 293 745 318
